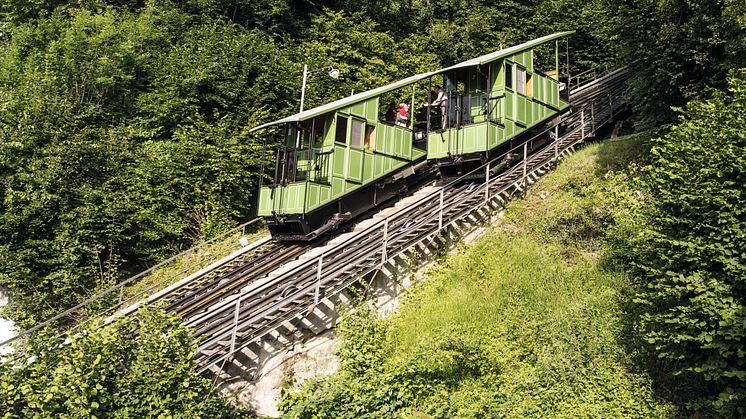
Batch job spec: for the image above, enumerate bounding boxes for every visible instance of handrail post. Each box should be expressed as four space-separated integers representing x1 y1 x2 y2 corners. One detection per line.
522 142 528 188
438 189 444 230
608 93 613 122
484 163 490 203
590 103 595 135
554 123 559 159
581 108 586 141
382 219 389 264
229 298 241 354
314 255 323 306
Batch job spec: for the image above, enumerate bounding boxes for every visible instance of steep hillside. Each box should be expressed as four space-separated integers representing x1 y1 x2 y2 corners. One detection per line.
280 135 679 417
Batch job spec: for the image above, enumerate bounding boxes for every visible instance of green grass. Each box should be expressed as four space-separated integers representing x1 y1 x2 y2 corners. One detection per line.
119 227 267 304
280 135 675 418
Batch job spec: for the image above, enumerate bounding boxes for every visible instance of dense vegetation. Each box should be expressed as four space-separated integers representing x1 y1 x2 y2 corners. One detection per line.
622 70 746 415
281 68 746 415
0 0 741 326
0 0 743 416
280 138 676 417
0 307 244 417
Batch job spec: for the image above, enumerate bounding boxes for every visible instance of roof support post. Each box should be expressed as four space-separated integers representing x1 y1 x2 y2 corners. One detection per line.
300 64 308 112
555 40 559 80
411 84 416 128
565 38 571 103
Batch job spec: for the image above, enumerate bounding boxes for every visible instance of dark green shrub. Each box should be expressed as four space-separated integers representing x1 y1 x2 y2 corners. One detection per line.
628 69 746 415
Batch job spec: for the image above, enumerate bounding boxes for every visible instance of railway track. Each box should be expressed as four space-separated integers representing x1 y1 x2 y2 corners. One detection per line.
189 68 630 373
0 67 628 370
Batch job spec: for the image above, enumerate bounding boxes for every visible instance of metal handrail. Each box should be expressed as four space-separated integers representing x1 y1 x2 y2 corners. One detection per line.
194 71 630 372
1 217 265 347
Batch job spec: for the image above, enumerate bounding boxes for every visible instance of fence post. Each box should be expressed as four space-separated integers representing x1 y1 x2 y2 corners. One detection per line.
591 103 596 135
229 298 241 354
314 255 323 306
522 142 528 188
581 108 586 141
554 123 559 159
484 163 490 203
438 189 444 231
382 219 389 264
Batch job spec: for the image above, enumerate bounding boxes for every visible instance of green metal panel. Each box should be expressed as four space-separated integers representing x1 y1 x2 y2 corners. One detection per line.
306 183 320 211
513 53 524 67
258 183 307 215
363 151 373 181
505 119 514 139
554 81 560 108
323 114 335 147
373 154 384 177
505 90 514 120
515 95 526 126
288 183 306 213
347 148 364 182
331 177 345 199
333 145 346 178
488 124 498 150
427 130 448 159
536 76 544 103
258 186 272 216
351 102 366 118
305 184 332 212
366 98 378 121
493 61 505 93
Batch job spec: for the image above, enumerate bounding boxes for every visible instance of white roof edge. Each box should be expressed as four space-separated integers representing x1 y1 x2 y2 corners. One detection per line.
250 31 574 133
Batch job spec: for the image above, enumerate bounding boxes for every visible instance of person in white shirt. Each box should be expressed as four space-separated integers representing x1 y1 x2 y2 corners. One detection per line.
424 85 449 130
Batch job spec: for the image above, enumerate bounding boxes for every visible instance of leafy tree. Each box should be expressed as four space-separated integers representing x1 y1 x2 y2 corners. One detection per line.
628 69 746 415
0 307 244 417
608 0 746 128
0 4 294 326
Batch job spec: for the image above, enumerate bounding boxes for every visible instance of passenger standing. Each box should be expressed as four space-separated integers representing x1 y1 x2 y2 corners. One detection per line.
395 103 410 127
424 85 449 130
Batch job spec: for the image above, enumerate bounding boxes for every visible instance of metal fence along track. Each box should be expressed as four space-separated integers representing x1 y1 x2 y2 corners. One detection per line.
192 68 630 373
1 68 629 372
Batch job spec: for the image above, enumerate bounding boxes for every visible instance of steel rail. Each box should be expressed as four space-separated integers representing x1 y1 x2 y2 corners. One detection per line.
192 71 630 372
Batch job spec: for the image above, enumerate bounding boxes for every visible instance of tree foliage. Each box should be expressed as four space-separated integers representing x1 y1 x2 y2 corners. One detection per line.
0 307 244 417
0 4 293 326
0 0 743 414
608 0 746 128
626 69 746 415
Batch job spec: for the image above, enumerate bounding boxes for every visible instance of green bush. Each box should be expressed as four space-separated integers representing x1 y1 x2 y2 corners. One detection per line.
0 307 244 417
277 137 679 417
624 69 746 415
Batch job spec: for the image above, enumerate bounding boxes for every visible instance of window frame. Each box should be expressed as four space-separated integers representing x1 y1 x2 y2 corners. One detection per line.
516 66 527 96
505 62 514 91
350 118 365 149
335 115 349 145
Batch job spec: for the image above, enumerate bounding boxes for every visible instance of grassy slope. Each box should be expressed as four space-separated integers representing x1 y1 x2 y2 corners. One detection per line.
281 136 675 418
